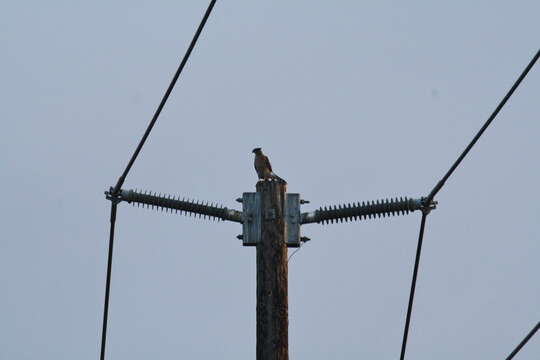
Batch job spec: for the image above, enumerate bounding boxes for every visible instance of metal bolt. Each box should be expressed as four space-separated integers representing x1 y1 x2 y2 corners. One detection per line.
265 209 276 220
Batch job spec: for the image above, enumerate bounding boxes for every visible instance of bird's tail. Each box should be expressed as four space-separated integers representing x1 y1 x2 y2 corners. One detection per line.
270 172 287 184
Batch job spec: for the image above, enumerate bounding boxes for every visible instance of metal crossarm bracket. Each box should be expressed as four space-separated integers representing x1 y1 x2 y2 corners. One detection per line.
241 192 302 247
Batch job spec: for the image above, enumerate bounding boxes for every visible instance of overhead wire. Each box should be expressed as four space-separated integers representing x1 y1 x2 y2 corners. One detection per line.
100 203 118 360
399 212 428 360
505 321 540 360
427 49 540 203
100 2 217 360
399 49 540 360
111 0 217 196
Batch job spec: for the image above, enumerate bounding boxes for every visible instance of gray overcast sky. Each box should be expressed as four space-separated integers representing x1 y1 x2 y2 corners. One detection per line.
1 1 539 359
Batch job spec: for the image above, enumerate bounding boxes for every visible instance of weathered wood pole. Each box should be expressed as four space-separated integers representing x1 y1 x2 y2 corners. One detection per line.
256 180 288 360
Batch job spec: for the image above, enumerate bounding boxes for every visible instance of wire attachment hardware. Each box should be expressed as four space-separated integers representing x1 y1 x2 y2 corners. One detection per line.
420 197 438 215
104 188 243 223
301 197 434 224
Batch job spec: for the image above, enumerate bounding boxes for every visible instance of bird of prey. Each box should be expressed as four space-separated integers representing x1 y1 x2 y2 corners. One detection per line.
252 148 287 184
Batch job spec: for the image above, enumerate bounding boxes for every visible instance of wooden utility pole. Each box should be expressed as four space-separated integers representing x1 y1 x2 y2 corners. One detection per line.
256 180 289 360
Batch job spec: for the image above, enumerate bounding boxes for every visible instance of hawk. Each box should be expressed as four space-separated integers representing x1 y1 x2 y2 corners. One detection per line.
252 148 286 184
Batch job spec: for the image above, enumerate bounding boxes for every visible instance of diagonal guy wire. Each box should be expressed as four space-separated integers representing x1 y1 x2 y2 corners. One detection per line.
101 2 217 360
505 321 540 360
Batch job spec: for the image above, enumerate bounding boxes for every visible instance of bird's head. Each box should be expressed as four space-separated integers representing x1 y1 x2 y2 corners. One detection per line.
252 147 262 154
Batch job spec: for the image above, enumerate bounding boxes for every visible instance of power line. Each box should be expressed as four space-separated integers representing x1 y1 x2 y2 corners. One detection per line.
100 2 217 360
100 203 118 360
399 211 428 360
111 0 217 196
505 321 540 360
427 49 540 203
400 49 540 360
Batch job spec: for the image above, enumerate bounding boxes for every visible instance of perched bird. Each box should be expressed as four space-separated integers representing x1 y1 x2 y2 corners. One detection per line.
252 148 287 184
